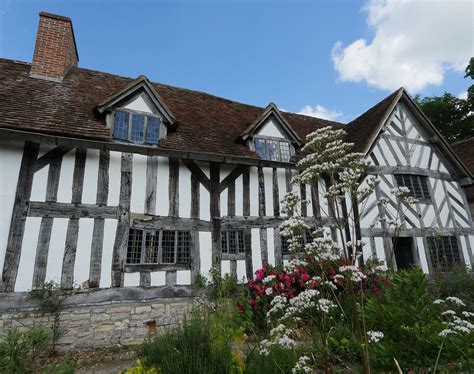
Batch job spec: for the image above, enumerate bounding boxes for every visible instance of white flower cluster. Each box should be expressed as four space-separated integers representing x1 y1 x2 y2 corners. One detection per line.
339 265 367 283
262 275 276 284
366 330 384 343
304 237 341 262
291 355 312 374
259 324 297 356
281 191 300 216
435 296 474 338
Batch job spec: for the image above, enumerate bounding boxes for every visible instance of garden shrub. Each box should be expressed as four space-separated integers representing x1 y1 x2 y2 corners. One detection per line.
432 264 474 310
137 313 235 373
245 346 299 374
0 326 51 374
365 267 474 371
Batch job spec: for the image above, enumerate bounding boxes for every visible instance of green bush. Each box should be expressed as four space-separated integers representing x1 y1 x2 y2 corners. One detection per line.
431 264 474 310
137 313 234 373
245 346 299 374
0 326 51 374
365 267 473 371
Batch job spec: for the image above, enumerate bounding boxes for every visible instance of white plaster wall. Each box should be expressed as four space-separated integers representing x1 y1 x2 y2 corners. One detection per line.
56 150 75 203
199 231 212 276
251 228 262 273
82 149 100 204
0 140 24 278
30 164 49 202
459 236 471 267
155 156 170 216
107 151 122 207
263 167 273 216
235 175 243 216
74 218 94 287
150 271 166 287
99 219 118 288
15 217 42 292
131 154 147 214
179 165 192 218
257 118 285 138
123 95 153 113
416 237 429 273
45 218 69 285
249 167 259 216
267 227 275 265
124 273 140 287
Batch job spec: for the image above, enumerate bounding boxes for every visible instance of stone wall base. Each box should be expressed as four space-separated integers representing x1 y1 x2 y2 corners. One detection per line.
0 286 194 351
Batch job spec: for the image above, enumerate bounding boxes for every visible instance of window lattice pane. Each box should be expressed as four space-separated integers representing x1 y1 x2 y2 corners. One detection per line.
113 111 129 140
144 231 159 263
221 232 228 253
146 116 160 144
428 236 461 270
177 231 191 264
130 114 145 142
127 229 143 264
237 231 245 253
281 231 313 255
161 230 176 264
255 138 267 159
267 140 279 161
394 174 430 200
221 230 245 254
228 231 238 254
280 141 291 162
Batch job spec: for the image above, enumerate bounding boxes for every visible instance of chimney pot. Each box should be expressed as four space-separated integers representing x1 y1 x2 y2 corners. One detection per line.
30 12 79 82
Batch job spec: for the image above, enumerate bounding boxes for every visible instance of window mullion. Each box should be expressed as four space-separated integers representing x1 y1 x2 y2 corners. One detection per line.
158 230 163 265
174 231 178 264
140 229 146 264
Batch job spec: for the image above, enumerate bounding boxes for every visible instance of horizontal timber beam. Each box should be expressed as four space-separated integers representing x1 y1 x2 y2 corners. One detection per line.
361 227 474 237
28 201 119 219
366 165 454 182
0 127 298 169
132 216 211 231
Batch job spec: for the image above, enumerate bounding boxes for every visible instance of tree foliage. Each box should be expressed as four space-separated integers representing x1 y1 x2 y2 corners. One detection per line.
414 58 473 143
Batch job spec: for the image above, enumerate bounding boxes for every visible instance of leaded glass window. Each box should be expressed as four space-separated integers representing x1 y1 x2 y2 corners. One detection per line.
113 110 161 145
130 114 145 142
125 228 192 265
113 111 129 140
254 137 292 162
427 236 461 271
394 174 431 201
221 230 245 254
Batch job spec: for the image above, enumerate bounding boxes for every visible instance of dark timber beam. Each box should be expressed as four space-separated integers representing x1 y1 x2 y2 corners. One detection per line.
61 148 87 289
89 150 110 288
32 151 64 289
112 153 132 288
1 142 40 292
34 145 73 172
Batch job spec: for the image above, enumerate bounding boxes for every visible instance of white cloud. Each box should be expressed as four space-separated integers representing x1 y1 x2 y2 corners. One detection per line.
298 104 343 121
458 91 468 100
332 0 473 92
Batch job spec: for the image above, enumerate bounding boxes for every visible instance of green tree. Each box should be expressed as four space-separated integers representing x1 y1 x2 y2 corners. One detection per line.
414 58 473 143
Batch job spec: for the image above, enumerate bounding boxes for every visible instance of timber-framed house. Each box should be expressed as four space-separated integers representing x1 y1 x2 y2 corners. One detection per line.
0 13 473 305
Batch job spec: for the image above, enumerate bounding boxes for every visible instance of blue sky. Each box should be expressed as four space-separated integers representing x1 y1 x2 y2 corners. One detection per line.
0 0 472 122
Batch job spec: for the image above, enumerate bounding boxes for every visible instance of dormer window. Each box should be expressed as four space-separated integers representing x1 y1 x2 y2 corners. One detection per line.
255 137 292 162
113 110 161 145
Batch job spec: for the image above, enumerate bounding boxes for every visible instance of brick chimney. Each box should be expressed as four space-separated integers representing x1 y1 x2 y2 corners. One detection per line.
30 12 79 81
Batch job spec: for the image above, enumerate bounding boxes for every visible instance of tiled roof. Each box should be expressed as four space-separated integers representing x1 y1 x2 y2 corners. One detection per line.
345 88 402 153
0 58 343 159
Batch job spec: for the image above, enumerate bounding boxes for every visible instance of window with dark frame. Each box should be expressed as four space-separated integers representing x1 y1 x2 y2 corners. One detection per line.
255 137 292 162
394 174 431 201
281 231 313 255
427 236 461 270
126 228 191 265
112 110 161 145
221 230 245 254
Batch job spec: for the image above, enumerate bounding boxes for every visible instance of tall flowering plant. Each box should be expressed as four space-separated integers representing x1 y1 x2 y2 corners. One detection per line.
239 127 404 373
